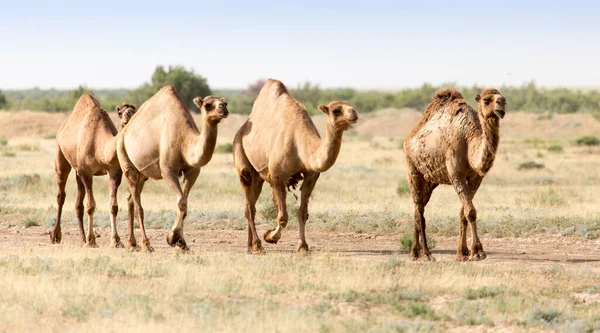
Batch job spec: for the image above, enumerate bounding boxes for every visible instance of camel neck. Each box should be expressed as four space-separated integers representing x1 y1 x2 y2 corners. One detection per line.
306 121 344 172
187 118 219 167
471 113 500 176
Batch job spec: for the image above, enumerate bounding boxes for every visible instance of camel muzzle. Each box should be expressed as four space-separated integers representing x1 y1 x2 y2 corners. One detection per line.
494 109 505 119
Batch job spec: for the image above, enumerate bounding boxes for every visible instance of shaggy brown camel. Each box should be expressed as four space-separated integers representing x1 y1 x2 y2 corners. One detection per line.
51 93 137 247
116 85 228 252
233 78 358 254
404 88 506 261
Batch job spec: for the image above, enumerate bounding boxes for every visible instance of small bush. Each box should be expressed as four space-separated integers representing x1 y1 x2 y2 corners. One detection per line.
397 179 410 196
2 151 15 157
0 138 7 146
527 305 562 324
44 134 56 140
22 217 40 228
17 143 40 152
214 143 233 154
517 161 544 170
575 135 600 146
399 234 436 250
547 145 564 153
465 286 505 300
524 138 545 147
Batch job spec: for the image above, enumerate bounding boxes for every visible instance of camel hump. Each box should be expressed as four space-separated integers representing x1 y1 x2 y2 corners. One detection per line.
158 85 177 94
424 88 467 117
261 78 290 99
433 88 464 104
72 93 102 114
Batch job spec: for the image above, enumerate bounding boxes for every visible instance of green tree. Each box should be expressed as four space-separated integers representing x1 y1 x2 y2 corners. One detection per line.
129 65 212 111
0 90 7 109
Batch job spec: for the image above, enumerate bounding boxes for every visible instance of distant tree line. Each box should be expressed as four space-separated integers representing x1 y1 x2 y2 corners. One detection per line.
2 67 600 115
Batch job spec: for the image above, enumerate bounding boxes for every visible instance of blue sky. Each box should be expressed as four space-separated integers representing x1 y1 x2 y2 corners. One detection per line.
1 0 599 89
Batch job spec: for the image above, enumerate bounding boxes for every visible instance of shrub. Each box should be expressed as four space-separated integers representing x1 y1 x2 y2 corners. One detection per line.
22 217 39 228
518 161 545 170
575 136 600 146
0 138 7 146
214 143 233 154
547 144 563 153
399 234 436 250
397 179 410 196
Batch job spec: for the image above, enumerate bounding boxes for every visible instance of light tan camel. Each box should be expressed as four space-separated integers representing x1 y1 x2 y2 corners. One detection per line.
116 85 228 252
233 78 358 254
404 88 506 261
51 93 137 247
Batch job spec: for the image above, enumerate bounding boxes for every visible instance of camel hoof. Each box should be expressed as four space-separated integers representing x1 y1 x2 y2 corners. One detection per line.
110 236 125 249
247 246 265 255
263 229 280 244
296 242 309 254
50 229 61 244
167 230 183 247
456 254 469 261
175 239 189 252
422 254 436 262
469 252 487 261
142 240 154 253
83 240 98 248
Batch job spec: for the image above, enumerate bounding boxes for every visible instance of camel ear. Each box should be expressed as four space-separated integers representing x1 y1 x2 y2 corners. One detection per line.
193 97 203 109
318 104 329 114
474 93 481 103
116 105 122 117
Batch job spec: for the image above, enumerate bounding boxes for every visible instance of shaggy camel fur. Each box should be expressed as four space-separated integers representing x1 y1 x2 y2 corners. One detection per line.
404 88 506 261
51 93 137 247
116 85 228 252
233 78 358 254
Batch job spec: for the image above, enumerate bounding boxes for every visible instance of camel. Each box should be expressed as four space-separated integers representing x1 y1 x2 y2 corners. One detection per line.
233 78 358 254
51 93 137 248
403 88 506 261
116 85 228 252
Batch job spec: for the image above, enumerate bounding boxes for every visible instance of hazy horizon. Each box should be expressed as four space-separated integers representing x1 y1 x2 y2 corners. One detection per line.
2 0 599 90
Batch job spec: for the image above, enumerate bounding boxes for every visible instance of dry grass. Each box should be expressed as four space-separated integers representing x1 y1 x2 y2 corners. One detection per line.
1 110 600 331
0 248 598 332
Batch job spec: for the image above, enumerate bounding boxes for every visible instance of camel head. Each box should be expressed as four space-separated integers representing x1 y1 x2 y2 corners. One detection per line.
193 96 229 125
475 88 506 120
116 103 137 125
318 101 358 130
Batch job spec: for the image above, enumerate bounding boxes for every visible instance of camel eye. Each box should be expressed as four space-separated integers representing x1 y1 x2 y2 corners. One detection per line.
483 98 491 105
333 109 342 115
205 103 213 110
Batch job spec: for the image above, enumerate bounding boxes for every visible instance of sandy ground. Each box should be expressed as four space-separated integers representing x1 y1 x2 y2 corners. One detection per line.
3 224 599 271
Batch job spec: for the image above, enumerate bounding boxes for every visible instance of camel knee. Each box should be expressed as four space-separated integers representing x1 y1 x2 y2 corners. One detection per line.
464 206 477 222
56 191 66 205
177 197 187 213
86 201 96 215
110 203 118 215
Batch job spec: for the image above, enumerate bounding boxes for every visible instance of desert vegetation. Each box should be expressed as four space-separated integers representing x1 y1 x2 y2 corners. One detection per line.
0 105 599 331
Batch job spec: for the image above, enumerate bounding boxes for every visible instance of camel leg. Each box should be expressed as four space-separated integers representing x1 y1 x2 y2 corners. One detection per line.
74 174 86 245
456 206 469 261
450 175 486 261
296 172 319 254
239 169 264 253
50 147 71 244
264 179 288 244
80 173 97 248
126 179 145 251
165 168 199 251
108 169 124 248
407 172 437 261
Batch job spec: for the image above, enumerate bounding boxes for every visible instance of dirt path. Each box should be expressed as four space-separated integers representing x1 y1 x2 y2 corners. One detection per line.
1 224 599 270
